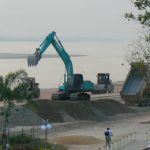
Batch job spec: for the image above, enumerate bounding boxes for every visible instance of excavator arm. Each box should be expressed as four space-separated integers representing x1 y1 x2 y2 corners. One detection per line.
27 31 73 77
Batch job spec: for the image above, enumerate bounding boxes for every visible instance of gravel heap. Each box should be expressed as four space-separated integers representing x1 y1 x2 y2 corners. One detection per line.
35 99 134 123
8 107 43 126
0 99 134 127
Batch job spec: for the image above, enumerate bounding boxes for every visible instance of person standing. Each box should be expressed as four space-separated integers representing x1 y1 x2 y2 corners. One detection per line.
104 127 113 148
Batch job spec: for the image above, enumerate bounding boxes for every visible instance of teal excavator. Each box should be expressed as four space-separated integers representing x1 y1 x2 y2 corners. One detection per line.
27 31 94 100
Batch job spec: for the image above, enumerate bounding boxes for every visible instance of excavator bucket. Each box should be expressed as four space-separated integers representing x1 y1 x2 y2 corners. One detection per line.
27 54 39 66
27 48 41 67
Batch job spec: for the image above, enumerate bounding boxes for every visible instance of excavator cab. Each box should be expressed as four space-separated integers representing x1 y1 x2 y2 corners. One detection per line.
58 74 84 92
67 74 83 91
66 74 93 92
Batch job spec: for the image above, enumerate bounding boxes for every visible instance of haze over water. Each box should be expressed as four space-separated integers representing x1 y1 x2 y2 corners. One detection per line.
0 41 129 88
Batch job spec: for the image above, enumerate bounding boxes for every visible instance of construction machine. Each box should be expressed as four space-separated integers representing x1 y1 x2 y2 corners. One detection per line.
120 63 150 106
27 31 94 100
10 75 40 99
23 77 40 98
2 71 40 99
92 73 114 94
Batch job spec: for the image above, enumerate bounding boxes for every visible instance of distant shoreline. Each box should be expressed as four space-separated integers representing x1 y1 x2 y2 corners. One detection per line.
0 53 86 59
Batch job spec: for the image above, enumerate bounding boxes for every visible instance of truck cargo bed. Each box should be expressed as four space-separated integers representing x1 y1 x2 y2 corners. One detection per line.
120 64 148 105
121 75 144 96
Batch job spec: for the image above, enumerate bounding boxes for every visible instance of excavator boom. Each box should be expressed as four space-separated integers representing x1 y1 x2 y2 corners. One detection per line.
28 31 73 77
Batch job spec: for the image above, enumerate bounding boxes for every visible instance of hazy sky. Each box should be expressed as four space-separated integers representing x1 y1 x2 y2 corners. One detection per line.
0 0 138 41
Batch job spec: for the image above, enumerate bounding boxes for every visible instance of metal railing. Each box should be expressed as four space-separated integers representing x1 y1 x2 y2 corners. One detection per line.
98 132 136 150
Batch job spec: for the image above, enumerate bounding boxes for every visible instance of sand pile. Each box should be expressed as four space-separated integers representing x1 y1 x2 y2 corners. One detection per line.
8 108 43 126
0 99 134 127
35 99 134 123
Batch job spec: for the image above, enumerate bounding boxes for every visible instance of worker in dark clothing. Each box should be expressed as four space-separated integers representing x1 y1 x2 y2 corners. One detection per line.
104 128 113 148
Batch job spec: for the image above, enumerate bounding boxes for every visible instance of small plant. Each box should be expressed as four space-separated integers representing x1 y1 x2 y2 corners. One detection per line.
2 135 68 150
9 134 32 145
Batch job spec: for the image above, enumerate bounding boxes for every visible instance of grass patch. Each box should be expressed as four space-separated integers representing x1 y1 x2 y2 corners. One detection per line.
0 134 68 150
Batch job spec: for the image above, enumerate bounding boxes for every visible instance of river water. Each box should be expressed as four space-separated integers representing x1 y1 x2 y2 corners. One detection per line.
0 41 129 88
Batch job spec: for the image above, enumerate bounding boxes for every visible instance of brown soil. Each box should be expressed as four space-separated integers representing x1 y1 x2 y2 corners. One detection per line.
50 135 104 145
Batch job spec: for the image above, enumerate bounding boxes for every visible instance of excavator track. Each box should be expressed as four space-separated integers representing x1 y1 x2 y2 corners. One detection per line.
52 92 90 101
70 93 90 101
51 92 70 100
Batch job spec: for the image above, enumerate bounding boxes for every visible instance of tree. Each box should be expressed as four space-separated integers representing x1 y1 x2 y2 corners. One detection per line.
125 36 150 64
124 1 150 103
0 69 32 148
124 0 150 64
125 0 150 28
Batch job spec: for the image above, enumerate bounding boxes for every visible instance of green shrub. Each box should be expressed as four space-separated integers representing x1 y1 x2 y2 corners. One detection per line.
9 134 32 145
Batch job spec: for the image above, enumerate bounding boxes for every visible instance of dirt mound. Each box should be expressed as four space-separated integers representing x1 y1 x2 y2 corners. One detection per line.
50 135 104 145
35 99 134 123
8 108 43 126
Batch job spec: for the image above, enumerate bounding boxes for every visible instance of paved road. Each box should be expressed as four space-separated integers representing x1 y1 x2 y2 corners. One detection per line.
117 132 149 150
119 140 147 150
